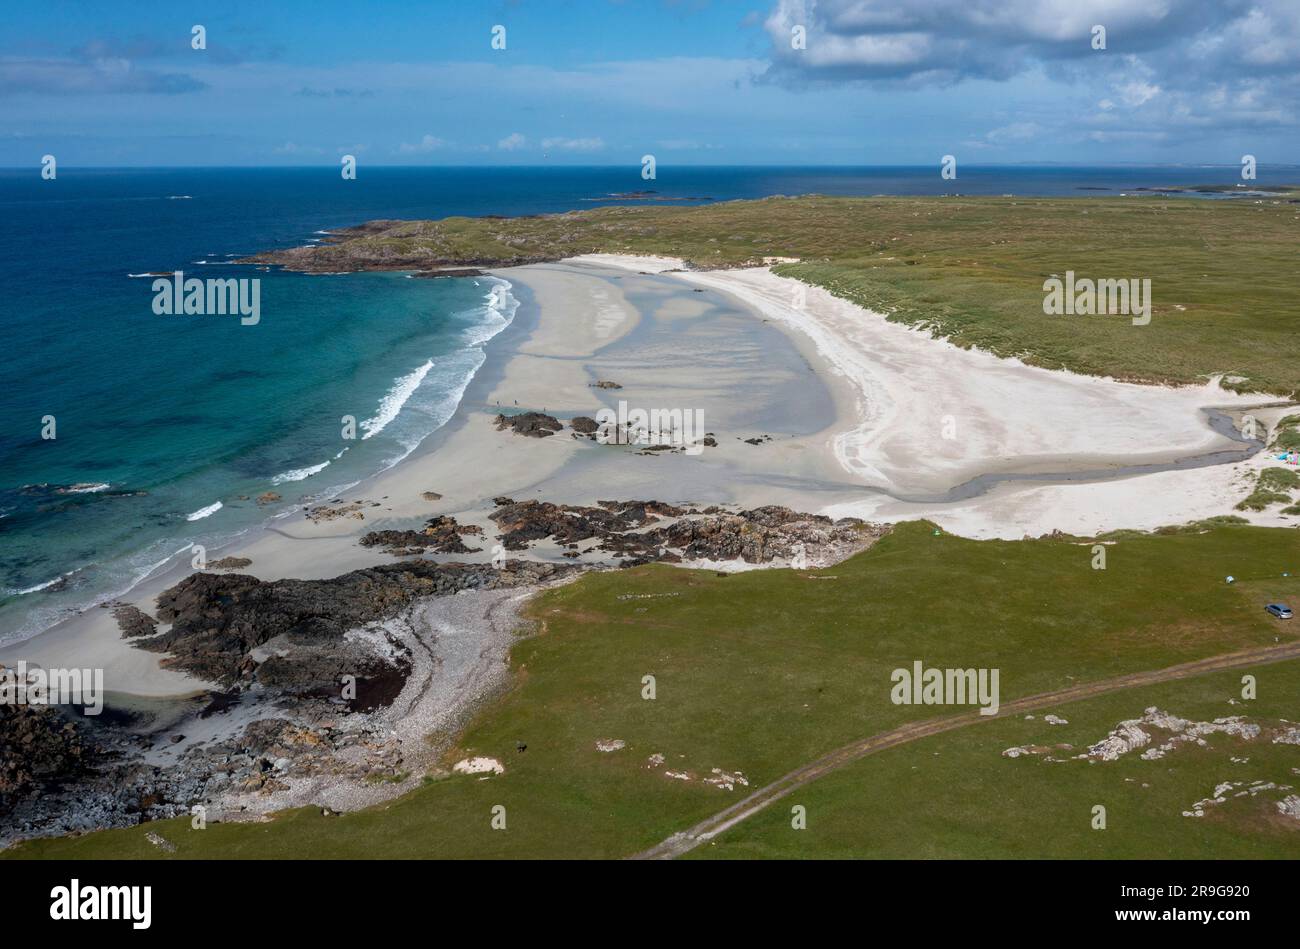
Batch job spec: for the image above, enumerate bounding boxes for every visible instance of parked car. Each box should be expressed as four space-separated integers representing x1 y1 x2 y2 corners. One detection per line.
1265 603 1293 619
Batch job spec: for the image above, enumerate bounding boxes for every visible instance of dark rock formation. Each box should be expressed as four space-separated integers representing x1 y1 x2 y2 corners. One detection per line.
494 411 563 438
111 603 159 639
208 556 253 570
360 514 484 555
490 499 687 551
489 499 885 566
0 704 95 818
145 559 577 690
570 416 599 435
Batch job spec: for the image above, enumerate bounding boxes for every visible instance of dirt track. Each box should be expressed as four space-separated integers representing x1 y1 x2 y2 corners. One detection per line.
632 639 1300 860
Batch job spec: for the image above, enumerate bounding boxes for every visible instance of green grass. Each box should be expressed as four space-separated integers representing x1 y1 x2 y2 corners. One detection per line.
690 661 1300 860
295 195 1300 395
1271 415 1300 452
8 521 1300 860
1236 466 1300 511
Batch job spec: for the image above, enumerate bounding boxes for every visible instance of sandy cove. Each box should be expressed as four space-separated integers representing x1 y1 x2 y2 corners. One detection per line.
3 254 1292 700
576 254 1289 535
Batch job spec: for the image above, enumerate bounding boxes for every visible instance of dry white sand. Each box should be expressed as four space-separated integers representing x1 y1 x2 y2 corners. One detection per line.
578 254 1293 539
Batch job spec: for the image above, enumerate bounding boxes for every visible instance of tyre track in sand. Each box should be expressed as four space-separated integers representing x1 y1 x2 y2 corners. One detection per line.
632 639 1300 860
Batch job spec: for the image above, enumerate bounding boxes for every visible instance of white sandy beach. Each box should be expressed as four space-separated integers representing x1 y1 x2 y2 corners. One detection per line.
2 253 1294 702
574 253 1291 537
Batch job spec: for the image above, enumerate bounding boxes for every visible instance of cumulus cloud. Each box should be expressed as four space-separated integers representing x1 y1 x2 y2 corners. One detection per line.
762 0 1300 90
760 0 1300 152
540 136 605 151
497 132 527 150
398 134 444 154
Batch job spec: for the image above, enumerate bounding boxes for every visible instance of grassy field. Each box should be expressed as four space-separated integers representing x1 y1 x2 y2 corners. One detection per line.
9 520 1299 860
286 195 1300 395
691 661 1300 860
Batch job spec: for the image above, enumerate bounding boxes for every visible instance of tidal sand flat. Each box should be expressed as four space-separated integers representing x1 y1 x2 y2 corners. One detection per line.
587 256 1285 539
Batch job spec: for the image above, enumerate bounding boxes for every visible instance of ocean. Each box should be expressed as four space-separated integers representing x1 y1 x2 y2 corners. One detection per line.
2 163 1297 643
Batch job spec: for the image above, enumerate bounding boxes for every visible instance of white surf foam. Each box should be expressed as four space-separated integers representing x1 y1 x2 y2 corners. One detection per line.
186 501 223 521
361 360 435 440
60 482 111 494
271 461 330 485
7 574 69 597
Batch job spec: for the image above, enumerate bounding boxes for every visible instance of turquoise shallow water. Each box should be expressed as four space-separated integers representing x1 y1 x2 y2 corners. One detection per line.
0 267 516 642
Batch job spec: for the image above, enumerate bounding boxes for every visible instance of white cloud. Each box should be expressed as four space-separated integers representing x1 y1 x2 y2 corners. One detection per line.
398 134 444 154
272 141 324 155
497 132 526 150
540 136 604 151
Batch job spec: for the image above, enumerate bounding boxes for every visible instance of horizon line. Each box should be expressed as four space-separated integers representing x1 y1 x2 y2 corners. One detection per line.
3 161 1299 172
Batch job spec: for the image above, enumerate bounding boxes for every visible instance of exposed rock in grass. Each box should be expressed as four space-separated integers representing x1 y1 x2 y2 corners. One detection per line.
453 756 504 776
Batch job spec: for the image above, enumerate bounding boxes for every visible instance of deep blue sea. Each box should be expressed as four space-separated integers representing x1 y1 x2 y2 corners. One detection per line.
2 164 1297 643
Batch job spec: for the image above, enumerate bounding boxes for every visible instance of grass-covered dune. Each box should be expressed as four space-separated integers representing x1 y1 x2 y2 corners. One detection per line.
254 194 1300 395
10 521 1299 860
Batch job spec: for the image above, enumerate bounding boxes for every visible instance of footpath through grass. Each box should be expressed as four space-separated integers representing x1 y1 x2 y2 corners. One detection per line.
8 521 1299 859
692 660 1300 859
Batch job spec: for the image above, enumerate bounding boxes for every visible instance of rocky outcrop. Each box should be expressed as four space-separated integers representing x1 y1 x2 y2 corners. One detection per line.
240 220 562 274
208 556 253 570
145 559 577 691
360 515 483 555
489 499 885 566
111 603 159 639
494 411 563 438
490 499 687 550
0 704 96 818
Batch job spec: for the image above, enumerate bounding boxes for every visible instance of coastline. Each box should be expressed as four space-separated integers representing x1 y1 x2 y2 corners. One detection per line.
3 253 1294 703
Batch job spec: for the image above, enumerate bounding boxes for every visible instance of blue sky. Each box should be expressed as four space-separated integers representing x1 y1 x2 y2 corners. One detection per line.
2 0 1297 167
